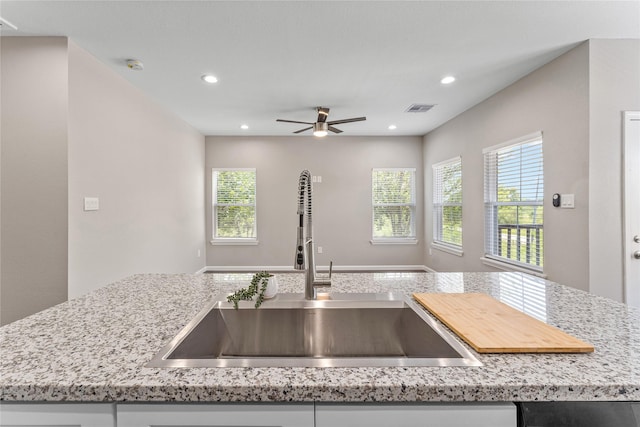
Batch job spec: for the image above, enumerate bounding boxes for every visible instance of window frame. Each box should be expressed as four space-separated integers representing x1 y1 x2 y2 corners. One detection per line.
371 167 418 245
211 168 258 245
432 156 463 255
483 131 544 272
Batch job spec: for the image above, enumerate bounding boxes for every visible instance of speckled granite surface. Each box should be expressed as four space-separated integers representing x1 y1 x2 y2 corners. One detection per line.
1 272 638 402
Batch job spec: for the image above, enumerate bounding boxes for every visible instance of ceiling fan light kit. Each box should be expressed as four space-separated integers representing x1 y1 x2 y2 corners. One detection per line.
313 122 328 137
277 107 366 137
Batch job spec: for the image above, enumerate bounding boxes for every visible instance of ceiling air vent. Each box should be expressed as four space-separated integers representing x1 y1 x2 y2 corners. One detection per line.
406 104 435 113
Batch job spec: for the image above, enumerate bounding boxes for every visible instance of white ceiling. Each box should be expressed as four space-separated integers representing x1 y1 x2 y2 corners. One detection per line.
2 1 639 136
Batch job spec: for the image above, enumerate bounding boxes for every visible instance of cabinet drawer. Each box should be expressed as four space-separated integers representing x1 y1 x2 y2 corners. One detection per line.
0 403 115 427
117 403 314 427
316 402 516 427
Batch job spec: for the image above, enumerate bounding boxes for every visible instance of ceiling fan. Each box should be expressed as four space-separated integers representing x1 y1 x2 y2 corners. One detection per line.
276 107 366 137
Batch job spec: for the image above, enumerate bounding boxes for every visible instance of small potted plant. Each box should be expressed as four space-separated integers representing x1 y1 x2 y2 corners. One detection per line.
226 271 277 309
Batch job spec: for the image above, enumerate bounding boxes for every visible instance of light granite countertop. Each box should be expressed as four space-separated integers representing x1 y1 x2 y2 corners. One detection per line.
0 272 639 402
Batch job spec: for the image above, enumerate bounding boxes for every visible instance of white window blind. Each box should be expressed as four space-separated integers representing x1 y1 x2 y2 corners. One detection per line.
484 132 543 270
433 157 462 248
372 168 416 240
212 169 257 240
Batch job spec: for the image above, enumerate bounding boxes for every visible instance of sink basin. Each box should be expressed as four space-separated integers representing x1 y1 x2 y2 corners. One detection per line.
147 293 481 368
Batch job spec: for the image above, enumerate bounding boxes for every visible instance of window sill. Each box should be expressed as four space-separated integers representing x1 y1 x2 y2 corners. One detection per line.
432 242 463 257
210 239 259 246
370 238 418 245
480 256 547 278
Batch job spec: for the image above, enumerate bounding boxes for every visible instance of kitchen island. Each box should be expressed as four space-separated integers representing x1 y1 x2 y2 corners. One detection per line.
1 272 639 425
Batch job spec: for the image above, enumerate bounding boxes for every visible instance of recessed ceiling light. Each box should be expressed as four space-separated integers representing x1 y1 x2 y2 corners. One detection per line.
388 125 397 130
201 74 218 84
240 124 249 130
441 76 456 85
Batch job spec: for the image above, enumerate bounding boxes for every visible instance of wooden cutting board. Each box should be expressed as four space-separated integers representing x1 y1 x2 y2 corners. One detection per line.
412 293 594 353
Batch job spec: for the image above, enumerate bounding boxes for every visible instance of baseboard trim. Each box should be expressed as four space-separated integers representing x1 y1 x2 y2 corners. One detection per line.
194 266 208 274
203 265 297 273
202 265 432 273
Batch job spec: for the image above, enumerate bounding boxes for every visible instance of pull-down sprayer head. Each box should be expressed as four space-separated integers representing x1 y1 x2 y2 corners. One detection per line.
295 170 312 270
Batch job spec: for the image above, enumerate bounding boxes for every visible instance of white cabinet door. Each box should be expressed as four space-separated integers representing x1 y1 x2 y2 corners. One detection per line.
117 403 314 427
0 403 115 426
316 403 517 427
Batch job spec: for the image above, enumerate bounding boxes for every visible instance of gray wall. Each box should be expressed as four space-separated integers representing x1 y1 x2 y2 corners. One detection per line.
423 42 590 292
588 39 640 302
205 136 424 269
1 38 206 324
68 41 206 298
1 37 69 324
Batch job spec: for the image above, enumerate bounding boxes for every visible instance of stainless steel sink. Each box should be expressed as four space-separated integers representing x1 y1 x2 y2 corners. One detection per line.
147 293 481 368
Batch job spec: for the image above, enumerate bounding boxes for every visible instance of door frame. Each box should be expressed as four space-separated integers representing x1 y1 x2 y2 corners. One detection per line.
623 111 640 308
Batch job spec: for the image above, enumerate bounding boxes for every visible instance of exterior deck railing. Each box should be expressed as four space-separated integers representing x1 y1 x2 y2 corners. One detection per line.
497 224 543 267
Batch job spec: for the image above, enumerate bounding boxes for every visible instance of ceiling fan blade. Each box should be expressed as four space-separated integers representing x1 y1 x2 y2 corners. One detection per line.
317 107 330 123
327 116 366 125
277 119 314 125
293 126 313 134
328 126 343 133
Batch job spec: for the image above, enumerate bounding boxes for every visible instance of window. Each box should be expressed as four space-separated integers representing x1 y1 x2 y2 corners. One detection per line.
212 168 257 243
372 168 417 243
483 132 543 270
432 157 462 252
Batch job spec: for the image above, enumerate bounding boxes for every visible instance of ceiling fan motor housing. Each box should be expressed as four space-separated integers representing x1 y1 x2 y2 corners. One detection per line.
314 122 328 132
276 106 366 135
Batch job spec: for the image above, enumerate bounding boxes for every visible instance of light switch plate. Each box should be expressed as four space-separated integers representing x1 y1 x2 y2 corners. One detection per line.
560 193 575 208
84 197 99 211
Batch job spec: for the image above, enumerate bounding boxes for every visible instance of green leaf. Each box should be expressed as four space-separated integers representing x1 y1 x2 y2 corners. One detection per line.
226 271 274 309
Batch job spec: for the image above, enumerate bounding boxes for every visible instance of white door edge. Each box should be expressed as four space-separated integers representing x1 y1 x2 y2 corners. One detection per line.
623 111 640 308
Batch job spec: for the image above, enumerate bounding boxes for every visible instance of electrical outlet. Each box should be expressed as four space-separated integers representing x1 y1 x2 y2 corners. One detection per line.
318 246 323 254
197 249 201 258
317 176 322 183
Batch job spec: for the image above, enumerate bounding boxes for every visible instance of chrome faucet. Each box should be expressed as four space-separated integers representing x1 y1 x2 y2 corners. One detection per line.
294 170 332 299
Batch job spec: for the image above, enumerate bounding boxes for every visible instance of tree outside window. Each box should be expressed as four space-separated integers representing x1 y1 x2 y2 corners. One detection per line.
372 168 416 241
484 134 543 270
212 169 256 241
433 157 462 248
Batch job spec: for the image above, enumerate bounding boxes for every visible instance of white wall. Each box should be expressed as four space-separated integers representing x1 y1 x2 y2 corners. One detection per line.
68 41 206 298
1 37 69 325
588 39 640 302
205 136 424 269
423 42 590 292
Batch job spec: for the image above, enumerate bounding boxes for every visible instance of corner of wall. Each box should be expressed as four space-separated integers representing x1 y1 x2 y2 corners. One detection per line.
421 41 591 291
67 40 206 298
587 38 640 302
1 37 70 324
